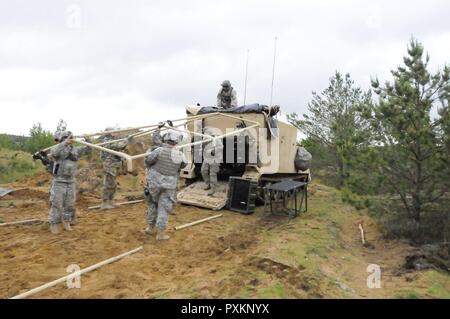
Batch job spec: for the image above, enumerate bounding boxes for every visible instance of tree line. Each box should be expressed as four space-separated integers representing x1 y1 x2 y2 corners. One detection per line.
0 123 55 154
288 38 450 244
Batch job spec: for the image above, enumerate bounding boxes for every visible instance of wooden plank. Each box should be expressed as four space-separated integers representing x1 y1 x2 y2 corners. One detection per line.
174 214 223 231
358 223 366 245
0 219 42 227
88 199 144 210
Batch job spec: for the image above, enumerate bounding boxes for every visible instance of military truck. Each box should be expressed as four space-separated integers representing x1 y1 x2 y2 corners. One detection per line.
176 104 311 210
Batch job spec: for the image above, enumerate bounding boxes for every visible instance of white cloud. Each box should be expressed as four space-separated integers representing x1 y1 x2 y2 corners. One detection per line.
1 0 449 136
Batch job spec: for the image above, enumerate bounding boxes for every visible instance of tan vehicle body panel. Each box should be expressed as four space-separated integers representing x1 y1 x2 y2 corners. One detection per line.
176 111 308 210
180 112 299 178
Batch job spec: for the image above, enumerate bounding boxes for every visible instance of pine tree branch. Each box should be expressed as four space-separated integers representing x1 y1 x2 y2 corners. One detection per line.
379 167 412 217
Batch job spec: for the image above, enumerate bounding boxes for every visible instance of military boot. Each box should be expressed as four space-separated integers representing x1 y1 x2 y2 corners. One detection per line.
145 225 155 235
156 229 170 241
101 200 116 210
207 184 216 196
50 223 62 234
63 221 73 231
203 182 211 191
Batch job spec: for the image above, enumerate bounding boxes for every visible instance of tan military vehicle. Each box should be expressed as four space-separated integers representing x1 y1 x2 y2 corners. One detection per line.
176 104 311 210
64 104 310 212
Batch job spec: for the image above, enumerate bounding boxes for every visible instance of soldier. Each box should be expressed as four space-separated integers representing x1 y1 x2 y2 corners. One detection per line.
32 124 65 173
100 127 133 210
144 130 187 240
151 122 166 150
201 128 223 196
47 130 91 234
145 122 166 179
217 80 238 109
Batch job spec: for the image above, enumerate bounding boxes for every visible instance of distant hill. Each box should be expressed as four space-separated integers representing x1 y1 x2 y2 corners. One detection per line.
6 134 29 144
0 134 29 151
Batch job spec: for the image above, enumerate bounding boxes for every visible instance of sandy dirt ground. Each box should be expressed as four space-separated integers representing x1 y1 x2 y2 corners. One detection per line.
0 179 272 299
1 177 449 299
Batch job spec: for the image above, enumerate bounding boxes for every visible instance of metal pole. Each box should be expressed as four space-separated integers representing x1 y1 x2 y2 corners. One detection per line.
0 219 42 227
244 49 249 106
88 200 144 210
269 36 278 107
175 214 223 230
10 246 143 299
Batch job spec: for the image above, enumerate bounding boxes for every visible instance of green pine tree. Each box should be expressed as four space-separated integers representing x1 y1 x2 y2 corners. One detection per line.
366 38 450 243
0 134 12 149
24 123 55 154
287 72 373 188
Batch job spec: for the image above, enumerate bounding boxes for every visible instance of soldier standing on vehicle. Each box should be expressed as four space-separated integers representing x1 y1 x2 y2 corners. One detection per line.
144 130 187 240
201 128 223 196
217 80 238 109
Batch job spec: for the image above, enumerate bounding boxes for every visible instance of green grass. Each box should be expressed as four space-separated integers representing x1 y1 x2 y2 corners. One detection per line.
246 182 450 299
0 148 43 184
424 271 450 299
256 282 288 298
395 290 420 299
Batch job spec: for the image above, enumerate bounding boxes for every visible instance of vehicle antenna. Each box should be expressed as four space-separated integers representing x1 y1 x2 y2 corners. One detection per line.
243 49 250 106
269 36 278 107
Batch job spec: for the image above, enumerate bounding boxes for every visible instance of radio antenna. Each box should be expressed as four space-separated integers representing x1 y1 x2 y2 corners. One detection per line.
243 49 250 106
269 36 278 107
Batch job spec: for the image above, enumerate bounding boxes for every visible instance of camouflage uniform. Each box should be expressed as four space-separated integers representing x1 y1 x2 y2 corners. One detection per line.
48 140 91 225
201 137 223 193
152 129 163 149
101 138 129 203
217 81 238 109
144 128 164 177
145 145 186 231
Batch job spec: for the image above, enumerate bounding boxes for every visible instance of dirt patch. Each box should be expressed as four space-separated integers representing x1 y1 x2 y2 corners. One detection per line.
6 188 49 201
250 257 308 290
0 184 264 298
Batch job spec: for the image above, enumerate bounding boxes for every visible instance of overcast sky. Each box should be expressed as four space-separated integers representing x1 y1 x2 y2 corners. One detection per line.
1 0 449 136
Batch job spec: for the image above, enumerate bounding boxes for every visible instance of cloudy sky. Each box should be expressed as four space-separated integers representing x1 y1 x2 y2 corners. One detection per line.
1 0 449 136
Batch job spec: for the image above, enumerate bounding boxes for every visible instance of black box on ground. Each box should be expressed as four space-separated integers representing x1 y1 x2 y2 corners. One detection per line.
227 177 258 214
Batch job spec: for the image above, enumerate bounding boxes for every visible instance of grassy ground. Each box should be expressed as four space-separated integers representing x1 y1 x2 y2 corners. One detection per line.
229 183 450 298
0 148 43 184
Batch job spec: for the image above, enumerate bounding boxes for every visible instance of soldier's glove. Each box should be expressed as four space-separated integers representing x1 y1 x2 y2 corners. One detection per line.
158 122 165 129
167 120 173 127
32 152 41 160
144 186 150 198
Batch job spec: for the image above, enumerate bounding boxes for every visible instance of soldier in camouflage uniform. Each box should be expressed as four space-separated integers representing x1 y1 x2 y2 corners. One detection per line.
151 123 165 149
100 128 133 210
201 128 223 196
47 130 91 234
150 121 174 150
144 130 187 240
217 80 238 109
144 122 166 178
